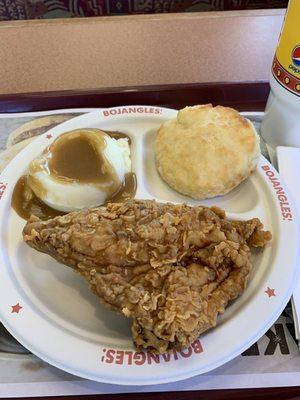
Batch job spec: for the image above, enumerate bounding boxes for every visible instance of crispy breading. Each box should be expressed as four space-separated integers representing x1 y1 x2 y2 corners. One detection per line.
23 200 271 353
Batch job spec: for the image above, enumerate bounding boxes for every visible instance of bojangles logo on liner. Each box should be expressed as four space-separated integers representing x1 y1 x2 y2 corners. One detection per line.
0 182 7 200
101 339 203 366
102 107 163 117
261 165 293 221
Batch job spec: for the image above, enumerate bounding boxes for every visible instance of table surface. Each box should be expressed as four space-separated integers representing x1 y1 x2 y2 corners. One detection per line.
0 9 284 95
1 81 300 400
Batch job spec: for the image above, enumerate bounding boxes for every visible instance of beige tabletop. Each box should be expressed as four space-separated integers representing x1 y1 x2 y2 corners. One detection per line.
0 9 284 95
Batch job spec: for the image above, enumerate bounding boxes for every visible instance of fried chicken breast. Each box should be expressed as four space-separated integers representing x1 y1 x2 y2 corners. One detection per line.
23 200 271 353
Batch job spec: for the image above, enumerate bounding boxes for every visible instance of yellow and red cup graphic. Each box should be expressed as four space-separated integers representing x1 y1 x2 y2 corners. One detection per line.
272 0 300 96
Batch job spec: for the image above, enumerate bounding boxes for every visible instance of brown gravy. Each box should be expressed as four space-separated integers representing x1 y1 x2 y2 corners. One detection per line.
48 133 112 184
11 176 64 220
108 172 137 204
28 129 127 205
12 129 136 220
12 173 137 220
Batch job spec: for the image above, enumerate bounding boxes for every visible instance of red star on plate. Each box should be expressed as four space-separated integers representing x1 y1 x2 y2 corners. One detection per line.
11 303 22 314
46 134 53 139
265 287 276 298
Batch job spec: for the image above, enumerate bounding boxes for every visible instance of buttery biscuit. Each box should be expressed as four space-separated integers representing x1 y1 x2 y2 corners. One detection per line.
155 104 260 199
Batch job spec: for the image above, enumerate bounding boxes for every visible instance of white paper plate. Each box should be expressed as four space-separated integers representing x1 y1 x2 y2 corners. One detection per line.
0 106 299 385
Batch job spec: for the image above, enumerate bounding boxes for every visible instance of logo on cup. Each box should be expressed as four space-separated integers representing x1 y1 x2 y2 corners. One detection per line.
292 46 300 67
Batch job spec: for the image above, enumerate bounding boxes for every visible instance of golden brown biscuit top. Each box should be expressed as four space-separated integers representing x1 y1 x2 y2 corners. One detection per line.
155 104 260 199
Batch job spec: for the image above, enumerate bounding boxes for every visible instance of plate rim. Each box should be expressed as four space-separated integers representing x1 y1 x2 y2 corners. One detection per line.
0 106 299 385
